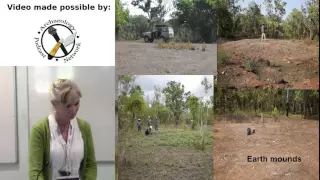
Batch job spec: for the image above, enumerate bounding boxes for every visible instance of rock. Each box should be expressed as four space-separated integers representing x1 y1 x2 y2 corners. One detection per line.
278 79 288 84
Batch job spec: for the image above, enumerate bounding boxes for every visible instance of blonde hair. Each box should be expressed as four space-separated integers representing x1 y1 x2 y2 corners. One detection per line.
50 79 82 105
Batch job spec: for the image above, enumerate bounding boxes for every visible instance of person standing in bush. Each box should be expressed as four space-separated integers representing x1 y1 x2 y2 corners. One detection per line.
261 24 267 41
154 117 159 131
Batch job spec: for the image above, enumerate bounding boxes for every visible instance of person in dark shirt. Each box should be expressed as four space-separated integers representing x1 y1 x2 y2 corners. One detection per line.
145 126 152 135
137 119 142 132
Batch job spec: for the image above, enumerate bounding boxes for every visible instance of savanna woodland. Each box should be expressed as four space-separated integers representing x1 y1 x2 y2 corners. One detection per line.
116 75 214 129
216 0 319 89
116 0 318 41
116 75 215 180
116 0 216 43
214 87 319 120
215 0 319 40
213 88 319 180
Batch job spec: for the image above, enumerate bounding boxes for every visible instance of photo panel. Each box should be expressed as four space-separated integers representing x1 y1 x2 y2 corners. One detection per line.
214 1 319 178
213 87 319 180
115 0 217 75
0 66 115 180
216 1 319 90
116 75 215 180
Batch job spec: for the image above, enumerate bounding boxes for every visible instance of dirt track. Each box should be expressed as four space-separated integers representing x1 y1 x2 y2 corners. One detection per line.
116 40 217 75
213 117 319 180
218 39 319 89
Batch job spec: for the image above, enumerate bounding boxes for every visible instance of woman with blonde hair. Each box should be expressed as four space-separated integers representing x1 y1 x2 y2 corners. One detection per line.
29 79 97 180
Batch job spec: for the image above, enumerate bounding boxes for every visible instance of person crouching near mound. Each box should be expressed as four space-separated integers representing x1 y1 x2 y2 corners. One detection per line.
145 126 152 136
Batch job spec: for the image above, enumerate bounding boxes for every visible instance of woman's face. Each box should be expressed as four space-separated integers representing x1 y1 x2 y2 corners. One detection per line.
54 90 80 124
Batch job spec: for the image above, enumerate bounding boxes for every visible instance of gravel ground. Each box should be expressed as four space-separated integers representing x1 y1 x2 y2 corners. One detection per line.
116 40 217 75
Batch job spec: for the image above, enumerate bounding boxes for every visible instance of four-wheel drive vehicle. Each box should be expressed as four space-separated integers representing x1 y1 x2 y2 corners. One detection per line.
142 25 174 43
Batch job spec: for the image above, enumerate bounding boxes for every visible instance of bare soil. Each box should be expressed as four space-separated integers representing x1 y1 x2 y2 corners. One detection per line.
218 39 319 89
116 40 217 75
117 126 213 180
213 116 319 180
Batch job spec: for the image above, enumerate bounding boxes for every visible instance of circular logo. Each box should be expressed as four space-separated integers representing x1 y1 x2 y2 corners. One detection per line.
35 20 81 63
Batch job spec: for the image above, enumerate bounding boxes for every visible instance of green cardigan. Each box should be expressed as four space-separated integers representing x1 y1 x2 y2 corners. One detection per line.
29 117 97 180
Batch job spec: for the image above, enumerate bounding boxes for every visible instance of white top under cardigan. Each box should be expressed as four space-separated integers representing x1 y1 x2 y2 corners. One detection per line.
48 114 84 180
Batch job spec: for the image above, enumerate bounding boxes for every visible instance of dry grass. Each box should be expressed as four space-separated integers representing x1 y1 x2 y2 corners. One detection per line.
217 49 231 67
157 41 207 51
117 126 213 180
303 38 314 46
213 116 319 180
303 38 319 46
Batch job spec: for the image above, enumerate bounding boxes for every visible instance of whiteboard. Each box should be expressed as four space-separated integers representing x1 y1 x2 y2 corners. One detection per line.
0 67 17 163
28 66 115 162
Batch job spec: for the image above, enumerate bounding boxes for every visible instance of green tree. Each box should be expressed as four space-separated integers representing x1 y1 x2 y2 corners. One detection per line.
116 0 129 38
264 0 287 38
186 95 199 122
131 0 168 26
130 85 144 95
126 91 145 127
120 15 150 40
162 81 185 125
201 76 213 124
153 85 162 117
302 0 319 40
284 8 307 38
172 0 216 42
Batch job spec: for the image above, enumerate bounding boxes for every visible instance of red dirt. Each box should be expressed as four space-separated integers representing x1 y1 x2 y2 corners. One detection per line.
213 117 319 180
292 78 319 90
218 39 319 89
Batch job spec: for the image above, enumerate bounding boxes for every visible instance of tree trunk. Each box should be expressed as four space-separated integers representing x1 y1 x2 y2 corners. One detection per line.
200 103 203 129
304 103 307 119
254 102 257 114
303 91 307 119
273 93 276 108
206 105 208 125
317 99 319 119
174 112 179 126
132 112 136 128
309 104 312 116
223 96 226 113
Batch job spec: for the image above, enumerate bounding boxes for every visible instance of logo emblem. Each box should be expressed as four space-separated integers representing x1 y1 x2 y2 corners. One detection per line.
35 20 81 63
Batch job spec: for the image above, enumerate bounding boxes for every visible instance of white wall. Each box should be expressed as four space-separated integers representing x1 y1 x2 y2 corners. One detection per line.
0 67 115 180
0 67 17 163
27 66 115 162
